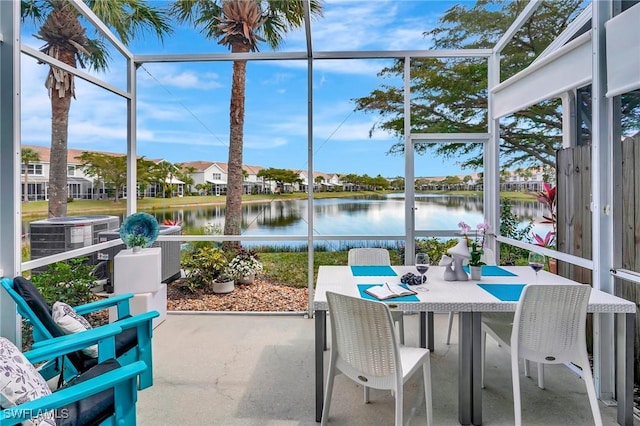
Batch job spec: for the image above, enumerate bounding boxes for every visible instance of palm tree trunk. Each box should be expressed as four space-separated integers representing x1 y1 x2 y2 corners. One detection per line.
48 55 75 218
223 43 250 251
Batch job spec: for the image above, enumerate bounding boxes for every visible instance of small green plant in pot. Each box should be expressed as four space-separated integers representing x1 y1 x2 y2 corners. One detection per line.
181 246 228 292
120 212 159 252
126 234 149 251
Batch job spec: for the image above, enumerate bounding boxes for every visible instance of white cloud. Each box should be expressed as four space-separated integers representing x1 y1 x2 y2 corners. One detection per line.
71 121 127 140
138 129 228 147
21 57 130 148
244 136 288 149
242 98 395 147
261 72 295 86
308 0 437 52
138 64 223 90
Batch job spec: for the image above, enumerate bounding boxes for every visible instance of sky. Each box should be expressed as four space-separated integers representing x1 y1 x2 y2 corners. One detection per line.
20 0 478 178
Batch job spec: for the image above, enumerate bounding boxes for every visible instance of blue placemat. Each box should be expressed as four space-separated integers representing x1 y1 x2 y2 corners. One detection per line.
462 265 517 276
478 284 526 301
358 284 419 302
350 265 397 276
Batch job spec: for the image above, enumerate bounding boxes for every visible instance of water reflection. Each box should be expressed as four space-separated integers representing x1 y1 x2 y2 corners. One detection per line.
22 194 549 239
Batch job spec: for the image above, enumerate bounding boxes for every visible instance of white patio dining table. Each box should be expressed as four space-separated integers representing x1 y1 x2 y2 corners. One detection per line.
313 265 636 425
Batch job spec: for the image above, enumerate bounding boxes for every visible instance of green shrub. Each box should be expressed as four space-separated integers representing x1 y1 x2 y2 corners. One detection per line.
415 238 458 264
500 199 534 265
397 238 458 265
29 258 95 306
21 241 30 262
181 246 228 291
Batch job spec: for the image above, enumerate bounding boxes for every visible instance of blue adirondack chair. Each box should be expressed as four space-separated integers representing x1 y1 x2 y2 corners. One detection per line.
0 323 147 425
0 276 158 390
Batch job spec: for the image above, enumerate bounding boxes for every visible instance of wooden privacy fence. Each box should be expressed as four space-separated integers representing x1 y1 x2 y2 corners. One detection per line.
556 145 595 364
615 133 640 383
557 138 640 383
556 145 592 284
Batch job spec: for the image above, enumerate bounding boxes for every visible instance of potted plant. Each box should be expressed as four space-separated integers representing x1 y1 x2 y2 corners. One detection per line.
181 246 232 293
226 248 263 284
125 234 149 253
458 221 490 280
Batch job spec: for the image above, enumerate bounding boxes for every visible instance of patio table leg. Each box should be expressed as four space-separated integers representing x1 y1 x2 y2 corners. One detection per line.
472 312 482 425
315 309 326 422
617 312 634 426
459 312 482 425
420 311 433 350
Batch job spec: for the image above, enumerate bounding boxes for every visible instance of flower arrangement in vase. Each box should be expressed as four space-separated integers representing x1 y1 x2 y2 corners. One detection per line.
458 221 490 267
458 220 490 280
226 247 263 284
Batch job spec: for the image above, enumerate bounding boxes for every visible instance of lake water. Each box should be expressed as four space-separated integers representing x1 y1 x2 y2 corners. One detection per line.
23 193 549 248
151 193 549 244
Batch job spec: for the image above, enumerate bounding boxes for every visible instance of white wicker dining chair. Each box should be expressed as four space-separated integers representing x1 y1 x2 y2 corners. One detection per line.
446 248 496 345
348 248 405 344
348 247 391 265
322 291 433 426
484 284 601 426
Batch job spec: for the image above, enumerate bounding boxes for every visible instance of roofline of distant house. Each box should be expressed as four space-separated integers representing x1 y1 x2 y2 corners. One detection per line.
22 144 554 183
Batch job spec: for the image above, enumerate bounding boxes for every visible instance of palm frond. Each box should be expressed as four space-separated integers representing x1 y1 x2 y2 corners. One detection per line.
216 0 265 51
87 0 173 45
21 0 50 24
82 38 110 71
261 0 321 49
171 0 322 51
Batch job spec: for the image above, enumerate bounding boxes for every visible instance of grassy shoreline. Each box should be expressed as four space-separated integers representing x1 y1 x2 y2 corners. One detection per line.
21 189 537 218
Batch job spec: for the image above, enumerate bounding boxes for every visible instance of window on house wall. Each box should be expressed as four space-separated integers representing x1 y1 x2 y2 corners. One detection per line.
68 184 81 199
212 173 221 180
67 165 75 176
22 164 43 175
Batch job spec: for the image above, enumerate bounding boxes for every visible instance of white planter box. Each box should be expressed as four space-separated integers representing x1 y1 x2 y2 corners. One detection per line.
109 284 167 329
114 247 161 294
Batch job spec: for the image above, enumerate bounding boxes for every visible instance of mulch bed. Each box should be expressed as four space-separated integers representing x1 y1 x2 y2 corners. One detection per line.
166 277 309 312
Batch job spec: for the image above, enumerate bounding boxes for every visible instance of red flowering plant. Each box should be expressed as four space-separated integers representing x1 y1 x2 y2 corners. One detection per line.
531 183 556 248
458 221 490 267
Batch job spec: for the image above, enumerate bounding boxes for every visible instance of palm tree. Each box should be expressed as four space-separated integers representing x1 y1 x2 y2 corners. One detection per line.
177 164 197 194
21 147 41 202
22 0 171 217
171 0 322 249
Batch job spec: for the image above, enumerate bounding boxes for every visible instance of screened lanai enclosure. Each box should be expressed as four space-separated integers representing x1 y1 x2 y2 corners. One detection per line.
1 0 640 423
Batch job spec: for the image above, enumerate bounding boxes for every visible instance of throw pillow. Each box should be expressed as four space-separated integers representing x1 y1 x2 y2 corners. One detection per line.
0 337 56 425
51 302 98 358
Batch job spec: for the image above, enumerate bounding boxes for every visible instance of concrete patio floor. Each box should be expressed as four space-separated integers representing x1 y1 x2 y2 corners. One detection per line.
138 312 635 425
